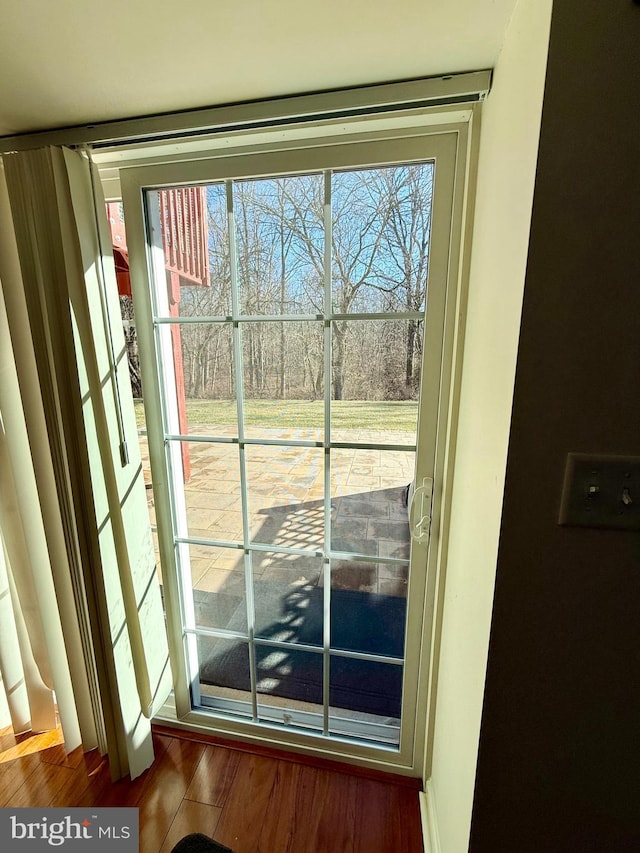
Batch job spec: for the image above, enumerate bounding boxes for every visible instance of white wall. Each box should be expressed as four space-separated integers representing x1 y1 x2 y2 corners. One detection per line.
424 0 552 849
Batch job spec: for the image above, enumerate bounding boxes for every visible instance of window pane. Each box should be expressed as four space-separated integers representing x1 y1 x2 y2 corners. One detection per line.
198 635 251 694
253 551 323 647
331 318 422 438
331 163 433 314
170 441 243 543
160 321 237 437
330 657 403 720
255 644 324 708
233 174 324 316
241 320 324 441
329 560 407 656
190 544 246 632
180 322 236 417
246 446 324 550
330 449 413 556
149 184 231 319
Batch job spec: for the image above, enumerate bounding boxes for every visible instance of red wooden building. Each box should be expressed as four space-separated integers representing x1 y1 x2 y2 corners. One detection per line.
107 189 209 481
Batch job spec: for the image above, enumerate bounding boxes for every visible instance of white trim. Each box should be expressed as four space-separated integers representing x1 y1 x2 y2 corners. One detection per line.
121 118 472 775
419 111 479 784
420 781 442 853
96 109 472 202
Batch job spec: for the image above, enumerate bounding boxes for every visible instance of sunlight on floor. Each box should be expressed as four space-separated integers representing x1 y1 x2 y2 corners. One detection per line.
0 723 65 764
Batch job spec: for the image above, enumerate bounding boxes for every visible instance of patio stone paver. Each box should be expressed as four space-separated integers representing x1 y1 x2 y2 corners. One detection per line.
140 425 414 598
195 567 246 595
213 552 244 571
378 539 411 561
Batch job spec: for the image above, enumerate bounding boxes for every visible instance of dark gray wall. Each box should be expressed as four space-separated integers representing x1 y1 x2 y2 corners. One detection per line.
470 3 640 850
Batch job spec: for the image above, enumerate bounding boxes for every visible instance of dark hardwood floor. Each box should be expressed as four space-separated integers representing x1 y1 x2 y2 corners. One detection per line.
0 725 424 852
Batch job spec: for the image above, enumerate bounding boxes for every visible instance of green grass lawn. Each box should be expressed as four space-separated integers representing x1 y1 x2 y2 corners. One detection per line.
134 398 418 432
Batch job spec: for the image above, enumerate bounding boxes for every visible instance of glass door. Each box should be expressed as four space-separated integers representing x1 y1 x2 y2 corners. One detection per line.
122 130 460 766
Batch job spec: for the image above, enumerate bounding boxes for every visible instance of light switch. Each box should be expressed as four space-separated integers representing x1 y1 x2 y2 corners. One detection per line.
559 453 640 530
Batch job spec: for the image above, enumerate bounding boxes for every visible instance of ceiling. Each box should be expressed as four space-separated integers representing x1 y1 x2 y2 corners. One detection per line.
0 0 518 138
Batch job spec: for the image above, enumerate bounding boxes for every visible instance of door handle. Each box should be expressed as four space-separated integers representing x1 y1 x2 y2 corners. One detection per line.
408 476 434 543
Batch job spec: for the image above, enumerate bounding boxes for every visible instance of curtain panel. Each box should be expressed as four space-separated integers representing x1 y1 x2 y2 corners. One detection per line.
0 147 170 779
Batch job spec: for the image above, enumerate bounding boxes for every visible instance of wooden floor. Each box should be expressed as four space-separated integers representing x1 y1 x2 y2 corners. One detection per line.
0 726 424 853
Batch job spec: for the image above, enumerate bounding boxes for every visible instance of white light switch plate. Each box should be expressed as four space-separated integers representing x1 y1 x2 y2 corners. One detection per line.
559 453 640 531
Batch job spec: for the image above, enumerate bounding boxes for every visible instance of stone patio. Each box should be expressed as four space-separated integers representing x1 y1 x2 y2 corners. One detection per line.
141 426 414 720
142 426 414 602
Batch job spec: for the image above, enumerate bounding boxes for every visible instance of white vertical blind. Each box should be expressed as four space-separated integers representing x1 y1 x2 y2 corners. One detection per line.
0 171 91 751
0 146 170 779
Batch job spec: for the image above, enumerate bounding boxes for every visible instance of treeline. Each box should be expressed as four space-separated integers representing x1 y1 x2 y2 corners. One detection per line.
177 164 433 402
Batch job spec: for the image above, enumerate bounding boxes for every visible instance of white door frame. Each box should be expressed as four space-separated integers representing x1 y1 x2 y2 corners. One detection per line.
119 120 471 776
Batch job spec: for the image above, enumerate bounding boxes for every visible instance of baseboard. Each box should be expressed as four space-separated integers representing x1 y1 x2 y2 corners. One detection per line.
419 781 441 853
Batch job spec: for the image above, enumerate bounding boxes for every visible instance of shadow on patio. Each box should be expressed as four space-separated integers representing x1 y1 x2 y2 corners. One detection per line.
194 485 410 719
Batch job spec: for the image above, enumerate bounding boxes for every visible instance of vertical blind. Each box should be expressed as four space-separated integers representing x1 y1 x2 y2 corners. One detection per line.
0 146 170 779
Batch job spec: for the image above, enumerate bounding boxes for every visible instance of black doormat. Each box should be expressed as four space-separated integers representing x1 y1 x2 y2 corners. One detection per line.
199 585 406 718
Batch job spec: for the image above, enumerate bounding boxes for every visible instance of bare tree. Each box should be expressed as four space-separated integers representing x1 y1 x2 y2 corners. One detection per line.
272 165 432 400
177 162 433 404
368 165 433 393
